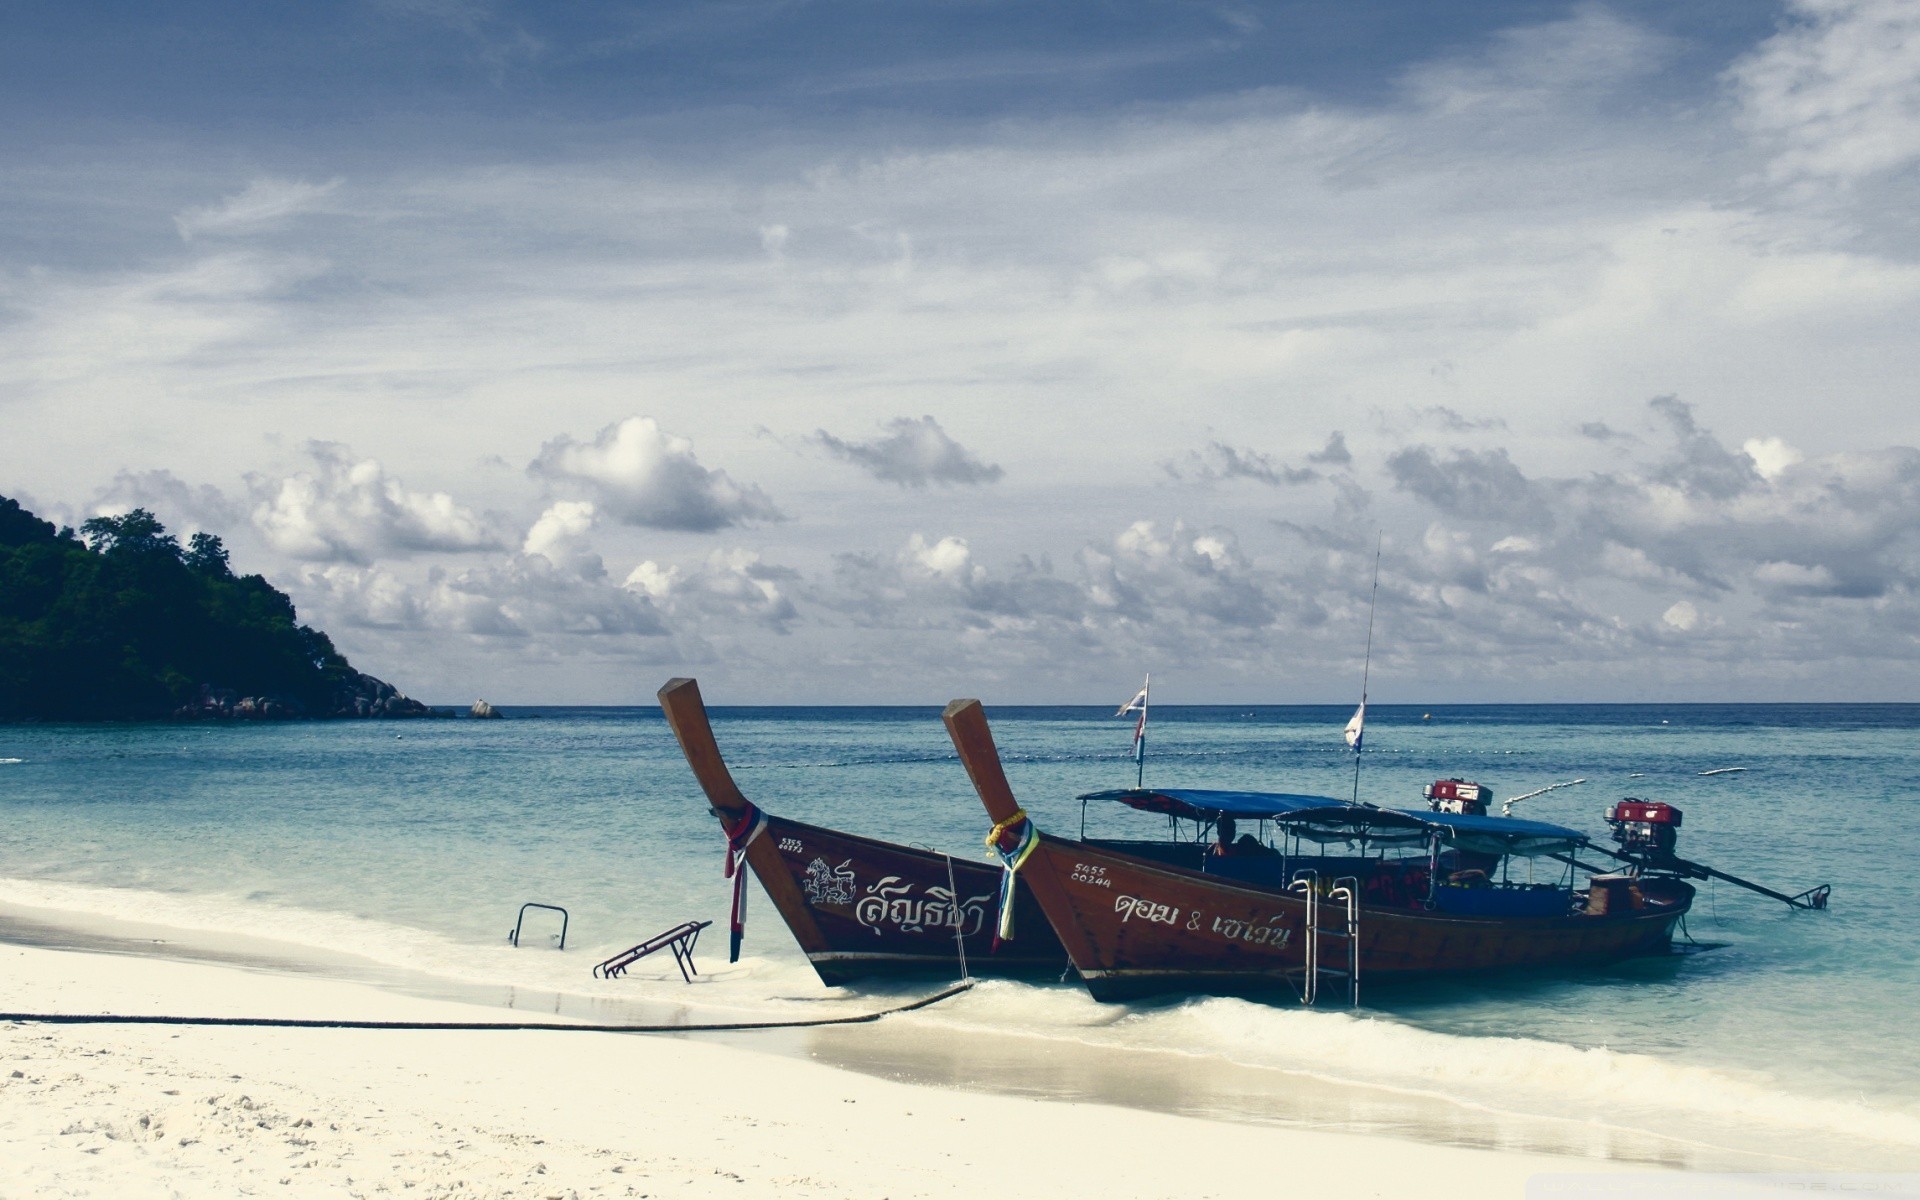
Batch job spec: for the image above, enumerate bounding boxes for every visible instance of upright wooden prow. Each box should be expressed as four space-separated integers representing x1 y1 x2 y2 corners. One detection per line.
657 677 751 819
657 677 830 964
941 698 1025 826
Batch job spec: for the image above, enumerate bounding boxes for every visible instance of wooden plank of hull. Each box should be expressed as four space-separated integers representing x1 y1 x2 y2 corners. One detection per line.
1030 836 1690 1002
757 812 1068 984
658 678 1066 987
942 696 1692 1004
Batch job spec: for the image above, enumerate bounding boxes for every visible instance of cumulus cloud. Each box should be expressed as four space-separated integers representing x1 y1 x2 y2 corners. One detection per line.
625 549 799 630
812 416 1003 488
530 417 781 531
829 521 1297 645
1386 445 1543 523
521 500 604 578
296 564 429 629
1730 0 1920 185
1388 397 1920 609
1662 601 1700 632
296 550 669 639
250 442 506 564
89 469 244 536
427 555 666 637
1744 436 1806 481
174 178 342 241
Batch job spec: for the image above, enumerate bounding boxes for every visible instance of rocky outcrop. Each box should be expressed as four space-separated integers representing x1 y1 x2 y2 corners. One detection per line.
172 673 444 721
326 671 438 719
470 700 504 719
173 686 301 721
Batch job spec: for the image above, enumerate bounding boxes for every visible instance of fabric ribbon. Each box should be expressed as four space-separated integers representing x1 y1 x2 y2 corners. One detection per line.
718 803 767 963
983 809 1040 951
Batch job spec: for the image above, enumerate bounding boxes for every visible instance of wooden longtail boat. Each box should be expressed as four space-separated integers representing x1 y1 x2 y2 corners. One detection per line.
657 678 1067 986
942 698 1695 1003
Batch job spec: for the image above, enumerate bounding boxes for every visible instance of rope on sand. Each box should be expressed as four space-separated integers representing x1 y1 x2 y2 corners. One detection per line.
0 979 974 1033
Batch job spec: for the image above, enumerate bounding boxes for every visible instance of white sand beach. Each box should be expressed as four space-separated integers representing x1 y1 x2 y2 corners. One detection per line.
0 938 1621 1200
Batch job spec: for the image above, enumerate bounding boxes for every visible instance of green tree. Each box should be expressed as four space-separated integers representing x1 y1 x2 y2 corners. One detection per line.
0 494 382 720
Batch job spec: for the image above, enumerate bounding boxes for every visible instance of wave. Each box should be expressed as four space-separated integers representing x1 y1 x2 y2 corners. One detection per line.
0 758 22 764
0 876 868 1023
6 874 1917 1170
923 981 1920 1167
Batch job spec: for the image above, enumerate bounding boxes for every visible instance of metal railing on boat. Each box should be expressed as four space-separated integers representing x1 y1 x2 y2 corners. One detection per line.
1289 871 1360 1007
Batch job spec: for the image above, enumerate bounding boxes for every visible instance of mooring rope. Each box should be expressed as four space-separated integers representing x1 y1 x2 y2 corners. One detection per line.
0 979 974 1033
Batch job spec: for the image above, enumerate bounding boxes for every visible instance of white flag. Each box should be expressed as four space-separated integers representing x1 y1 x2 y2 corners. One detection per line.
1344 702 1366 751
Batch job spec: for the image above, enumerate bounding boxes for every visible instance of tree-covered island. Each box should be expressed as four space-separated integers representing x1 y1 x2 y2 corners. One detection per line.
0 494 435 721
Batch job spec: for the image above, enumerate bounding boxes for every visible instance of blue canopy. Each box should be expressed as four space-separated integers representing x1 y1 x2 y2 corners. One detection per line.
1392 808 1587 856
1079 787 1356 821
1079 787 1589 856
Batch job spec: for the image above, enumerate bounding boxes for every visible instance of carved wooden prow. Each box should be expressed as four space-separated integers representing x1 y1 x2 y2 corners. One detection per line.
656 676 831 959
941 698 1025 825
657 677 751 819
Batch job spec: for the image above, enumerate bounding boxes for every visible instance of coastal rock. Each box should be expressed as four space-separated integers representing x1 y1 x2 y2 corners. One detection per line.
326 671 434 720
470 700 503 719
166 669 440 722
173 685 303 721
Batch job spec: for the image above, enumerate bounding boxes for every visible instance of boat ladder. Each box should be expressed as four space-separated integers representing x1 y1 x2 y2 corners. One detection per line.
593 920 713 983
1288 871 1360 1007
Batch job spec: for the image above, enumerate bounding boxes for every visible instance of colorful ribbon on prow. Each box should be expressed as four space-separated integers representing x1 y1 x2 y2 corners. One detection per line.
718 801 767 962
983 808 1040 951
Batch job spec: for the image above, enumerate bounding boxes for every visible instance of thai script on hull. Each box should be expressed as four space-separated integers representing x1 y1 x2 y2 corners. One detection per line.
856 876 992 937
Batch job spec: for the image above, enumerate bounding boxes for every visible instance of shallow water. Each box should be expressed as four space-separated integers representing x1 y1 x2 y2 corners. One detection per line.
1 703 1914 1169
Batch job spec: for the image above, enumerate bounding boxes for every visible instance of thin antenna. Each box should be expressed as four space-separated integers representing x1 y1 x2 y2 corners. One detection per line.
1350 535 1382 806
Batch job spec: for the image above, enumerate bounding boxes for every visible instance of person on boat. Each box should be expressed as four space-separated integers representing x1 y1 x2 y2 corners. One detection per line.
1210 817 1275 858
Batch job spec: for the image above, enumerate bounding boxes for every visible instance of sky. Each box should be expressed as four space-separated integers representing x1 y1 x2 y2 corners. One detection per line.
5 0 1920 705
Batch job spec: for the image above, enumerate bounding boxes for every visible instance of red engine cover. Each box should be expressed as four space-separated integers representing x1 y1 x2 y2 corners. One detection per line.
1425 779 1490 805
1609 799 1682 826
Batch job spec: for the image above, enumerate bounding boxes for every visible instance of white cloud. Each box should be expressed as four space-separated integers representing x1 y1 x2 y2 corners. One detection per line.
813 416 1003 488
530 417 781 532
88 469 244 538
1662 601 1700 631
521 500 604 578
1729 0 1920 185
175 178 342 241
623 549 798 630
427 555 666 637
1744 436 1806 480
297 564 429 629
251 442 506 564
905 533 978 581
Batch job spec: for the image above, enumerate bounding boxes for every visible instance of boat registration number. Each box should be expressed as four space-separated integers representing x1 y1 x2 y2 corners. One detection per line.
1070 863 1112 888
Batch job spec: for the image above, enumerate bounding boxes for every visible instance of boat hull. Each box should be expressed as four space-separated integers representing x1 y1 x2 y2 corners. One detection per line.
1021 835 1693 1002
741 812 1069 986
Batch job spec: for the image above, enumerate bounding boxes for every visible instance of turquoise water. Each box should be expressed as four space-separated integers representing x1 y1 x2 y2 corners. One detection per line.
2 703 1916 1167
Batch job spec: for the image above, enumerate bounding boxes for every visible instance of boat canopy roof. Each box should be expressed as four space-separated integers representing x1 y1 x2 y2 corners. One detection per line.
1077 787 1588 857
1401 809 1588 857
1079 787 1353 821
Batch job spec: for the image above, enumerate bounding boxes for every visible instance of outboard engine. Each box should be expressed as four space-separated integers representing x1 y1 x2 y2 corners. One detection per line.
1607 799 1682 857
1425 779 1490 816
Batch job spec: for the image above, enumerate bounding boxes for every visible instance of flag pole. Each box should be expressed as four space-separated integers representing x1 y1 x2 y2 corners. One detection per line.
1136 673 1150 789
1351 538 1381 806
